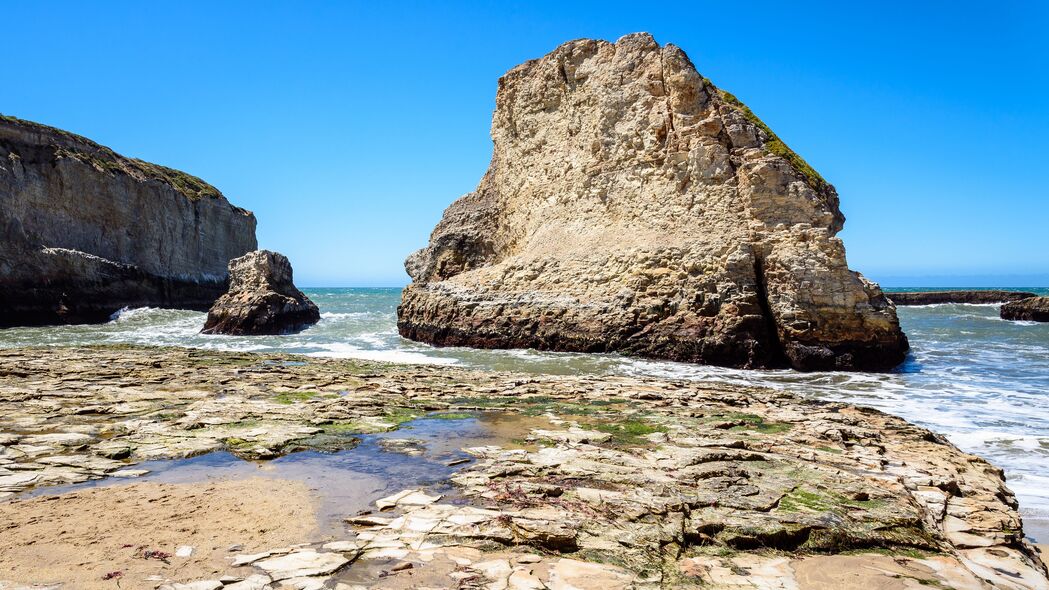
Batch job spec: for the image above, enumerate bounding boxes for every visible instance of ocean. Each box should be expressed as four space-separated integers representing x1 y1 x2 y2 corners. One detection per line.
2 287 1047 540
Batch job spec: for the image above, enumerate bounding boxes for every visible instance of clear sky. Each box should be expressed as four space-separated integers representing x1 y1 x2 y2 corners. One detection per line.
3 1 1046 287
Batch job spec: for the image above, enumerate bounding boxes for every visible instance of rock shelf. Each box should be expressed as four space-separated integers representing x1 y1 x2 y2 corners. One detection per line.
887 291 1038 306
0 345 1046 589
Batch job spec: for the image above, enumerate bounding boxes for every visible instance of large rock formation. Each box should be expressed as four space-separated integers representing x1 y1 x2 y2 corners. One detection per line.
201 250 320 335
889 290 1037 306
1001 297 1049 322
398 33 908 372
0 115 257 327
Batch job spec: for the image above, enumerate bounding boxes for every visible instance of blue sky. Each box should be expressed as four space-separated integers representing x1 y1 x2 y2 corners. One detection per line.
3 1 1046 287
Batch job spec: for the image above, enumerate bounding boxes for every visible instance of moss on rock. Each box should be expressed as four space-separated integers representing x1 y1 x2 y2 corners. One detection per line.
716 89 829 191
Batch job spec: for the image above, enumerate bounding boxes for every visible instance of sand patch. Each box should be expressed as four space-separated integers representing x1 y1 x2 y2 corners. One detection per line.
0 478 316 589
790 554 985 590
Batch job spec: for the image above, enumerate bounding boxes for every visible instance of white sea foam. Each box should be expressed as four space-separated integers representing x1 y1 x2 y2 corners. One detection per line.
108 306 165 322
3 289 1048 523
319 311 368 320
354 331 395 348
305 342 458 365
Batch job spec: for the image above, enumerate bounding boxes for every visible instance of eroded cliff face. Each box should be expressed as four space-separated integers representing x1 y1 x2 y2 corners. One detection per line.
399 33 908 371
0 115 257 326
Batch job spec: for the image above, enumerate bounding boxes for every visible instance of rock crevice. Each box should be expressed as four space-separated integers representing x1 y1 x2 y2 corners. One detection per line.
399 33 908 371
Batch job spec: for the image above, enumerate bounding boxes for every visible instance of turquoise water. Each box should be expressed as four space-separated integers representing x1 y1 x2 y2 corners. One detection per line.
1 287 1047 539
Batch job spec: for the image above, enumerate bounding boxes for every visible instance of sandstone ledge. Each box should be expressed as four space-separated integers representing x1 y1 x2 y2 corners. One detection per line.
888 291 1038 306
0 345 1045 588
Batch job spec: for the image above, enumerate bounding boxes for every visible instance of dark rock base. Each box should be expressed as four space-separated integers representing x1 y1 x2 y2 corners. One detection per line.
1000 297 1049 322
202 292 320 336
200 250 320 336
398 286 909 373
0 273 225 328
782 337 910 372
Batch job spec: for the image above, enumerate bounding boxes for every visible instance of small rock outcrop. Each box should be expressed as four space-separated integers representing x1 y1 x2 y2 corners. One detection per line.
0 114 257 327
398 33 908 372
1001 297 1049 322
201 250 319 335
889 290 1037 306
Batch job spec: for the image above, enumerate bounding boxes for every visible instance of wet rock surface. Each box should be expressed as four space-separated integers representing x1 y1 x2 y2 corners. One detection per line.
0 345 1046 589
0 115 257 327
398 33 908 372
1001 297 1049 322
202 251 320 336
888 291 1038 306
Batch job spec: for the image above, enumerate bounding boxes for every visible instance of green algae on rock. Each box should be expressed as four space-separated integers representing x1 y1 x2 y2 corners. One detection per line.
0 345 1045 588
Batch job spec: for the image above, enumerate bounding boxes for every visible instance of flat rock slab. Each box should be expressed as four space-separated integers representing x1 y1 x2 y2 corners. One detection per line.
375 489 442 510
254 550 349 581
158 582 223 590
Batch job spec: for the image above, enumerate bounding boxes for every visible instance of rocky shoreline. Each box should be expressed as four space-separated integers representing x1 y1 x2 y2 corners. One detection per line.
887 291 1038 306
1 345 1047 589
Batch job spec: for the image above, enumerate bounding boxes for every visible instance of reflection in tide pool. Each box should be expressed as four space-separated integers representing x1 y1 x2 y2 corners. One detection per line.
2 287 1048 538
23 412 546 535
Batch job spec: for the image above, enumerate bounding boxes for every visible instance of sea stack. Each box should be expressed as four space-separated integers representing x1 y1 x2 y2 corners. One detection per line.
202 250 320 335
398 33 909 372
0 114 257 327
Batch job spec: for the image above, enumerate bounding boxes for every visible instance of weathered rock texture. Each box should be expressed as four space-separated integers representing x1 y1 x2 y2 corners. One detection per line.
398 33 908 372
0 115 257 327
890 290 1038 306
1001 297 1049 322
201 250 320 335
1 346 1046 589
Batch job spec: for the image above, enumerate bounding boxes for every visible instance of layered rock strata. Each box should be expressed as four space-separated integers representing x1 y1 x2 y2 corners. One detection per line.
889 290 1038 306
0 346 1046 588
0 115 257 326
398 33 907 372
201 250 320 335
1001 297 1049 322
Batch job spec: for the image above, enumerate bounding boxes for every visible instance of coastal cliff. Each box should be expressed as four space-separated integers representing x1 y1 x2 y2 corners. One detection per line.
399 33 908 372
0 115 257 326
